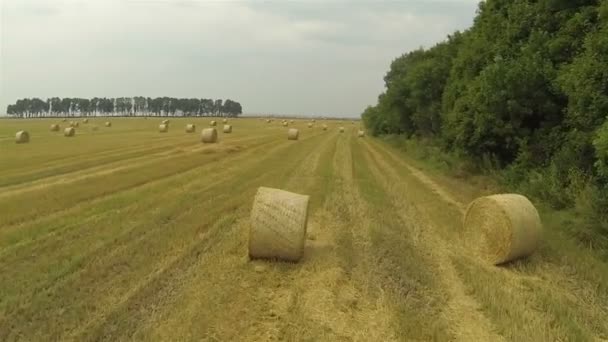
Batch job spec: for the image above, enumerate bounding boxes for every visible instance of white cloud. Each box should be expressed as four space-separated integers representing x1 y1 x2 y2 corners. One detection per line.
0 0 478 116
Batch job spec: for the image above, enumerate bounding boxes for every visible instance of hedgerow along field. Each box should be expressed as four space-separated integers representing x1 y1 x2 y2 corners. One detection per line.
1 117 607 341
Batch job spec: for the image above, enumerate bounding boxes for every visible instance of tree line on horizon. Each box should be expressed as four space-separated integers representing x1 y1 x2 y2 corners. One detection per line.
5 97 243 118
362 0 608 243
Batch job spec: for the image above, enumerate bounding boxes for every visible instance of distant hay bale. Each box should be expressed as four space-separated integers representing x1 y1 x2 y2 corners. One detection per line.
201 127 218 143
50 124 60 132
69 121 79 128
223 118 228 124
283 122 288 127
307 123 313 128
288 128 299 140
159 124 169 133
62 118 67 122
185 124 196 133
322 125 328 131
210 120 217 126
105 121 112 127
64 127 76 137
266 119 271 123
249 187 310 262
339 127 345 133
82 118 89 124
223 124 232 133
463 194 542 265
358 130 365 137
15 131 30 144
162 119 170 125
290 120 294 123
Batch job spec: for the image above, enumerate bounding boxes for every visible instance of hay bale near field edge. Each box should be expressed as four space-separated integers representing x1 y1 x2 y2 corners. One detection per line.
201 127 218 143
64 127 76 137
249 187 310 262
358 130 365 137
463 194 542 265
15 131 30 144
288 128 299 140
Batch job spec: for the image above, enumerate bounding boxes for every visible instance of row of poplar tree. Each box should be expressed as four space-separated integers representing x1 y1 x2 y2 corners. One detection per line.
6 97 243 117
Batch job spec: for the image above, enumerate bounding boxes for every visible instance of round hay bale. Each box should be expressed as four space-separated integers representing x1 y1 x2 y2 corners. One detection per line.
223 124 232 133
50 124 60 132
15 131 30 144
307 123 313 128
266 119 271 123
185 123 196 133
105 121 112 127
290 120 294 124
463 194 542 265
82 118 89 124
222 118 228 124
210 120 217 126
322 125 328 131
339 127 345 133
287 128 299 140
62 118 67 122
159 124 169 133
358 130 365 137
283 122 288 127
64 127 75 137
201 127 218 143
162 119 170 125
249 187 310 262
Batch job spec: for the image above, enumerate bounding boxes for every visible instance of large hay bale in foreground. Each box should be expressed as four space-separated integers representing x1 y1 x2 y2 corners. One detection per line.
288 128 299 140
223 124 232 133
185 124 196 133
358 130 365 137
64 127 76 137
15 131 30 144
339 127 345 133
50 124 60 132
201 127 218 143
210 120 217 126
159 124 169 133
463 194 542 265
105 121 112 127
249 187 310 262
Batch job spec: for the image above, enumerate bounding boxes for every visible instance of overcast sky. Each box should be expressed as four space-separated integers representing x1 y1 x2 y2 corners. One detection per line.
1 0 479 117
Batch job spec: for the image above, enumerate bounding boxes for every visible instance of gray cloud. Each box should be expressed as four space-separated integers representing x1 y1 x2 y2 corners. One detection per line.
1 0 479 117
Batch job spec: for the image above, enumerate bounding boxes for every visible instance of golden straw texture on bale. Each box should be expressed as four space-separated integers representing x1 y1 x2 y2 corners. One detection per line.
64 127 75 137
15 131 30 144
322 125 328 131
223 124 232 133
105 121 112 127
339 127 345 133
287 128 299 140
210 120 217 126
358 130 365 137
283 122 288 127
249 187 310 262
50 124 60 132
159 124 169 133
201 128 218 143
463 194 542 265
185 124 196 133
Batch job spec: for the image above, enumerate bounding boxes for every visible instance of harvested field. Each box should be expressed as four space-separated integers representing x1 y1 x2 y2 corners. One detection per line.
0 117 606 342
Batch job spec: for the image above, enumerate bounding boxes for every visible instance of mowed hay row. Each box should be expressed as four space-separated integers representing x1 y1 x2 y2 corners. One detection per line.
288 128 299 140
15 131 30 144
210 120 217 126
463 194 542 265
249 187 310 262
64 127 76 137
201 127 218 143
50 124 60 132
223 124 232 133
159 124 169 133
185 124 196 133
105 121 112 127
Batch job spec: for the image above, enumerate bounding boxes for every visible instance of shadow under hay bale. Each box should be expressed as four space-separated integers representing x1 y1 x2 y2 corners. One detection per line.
249 187 310 262
463 194 542 265
15 131 29 144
